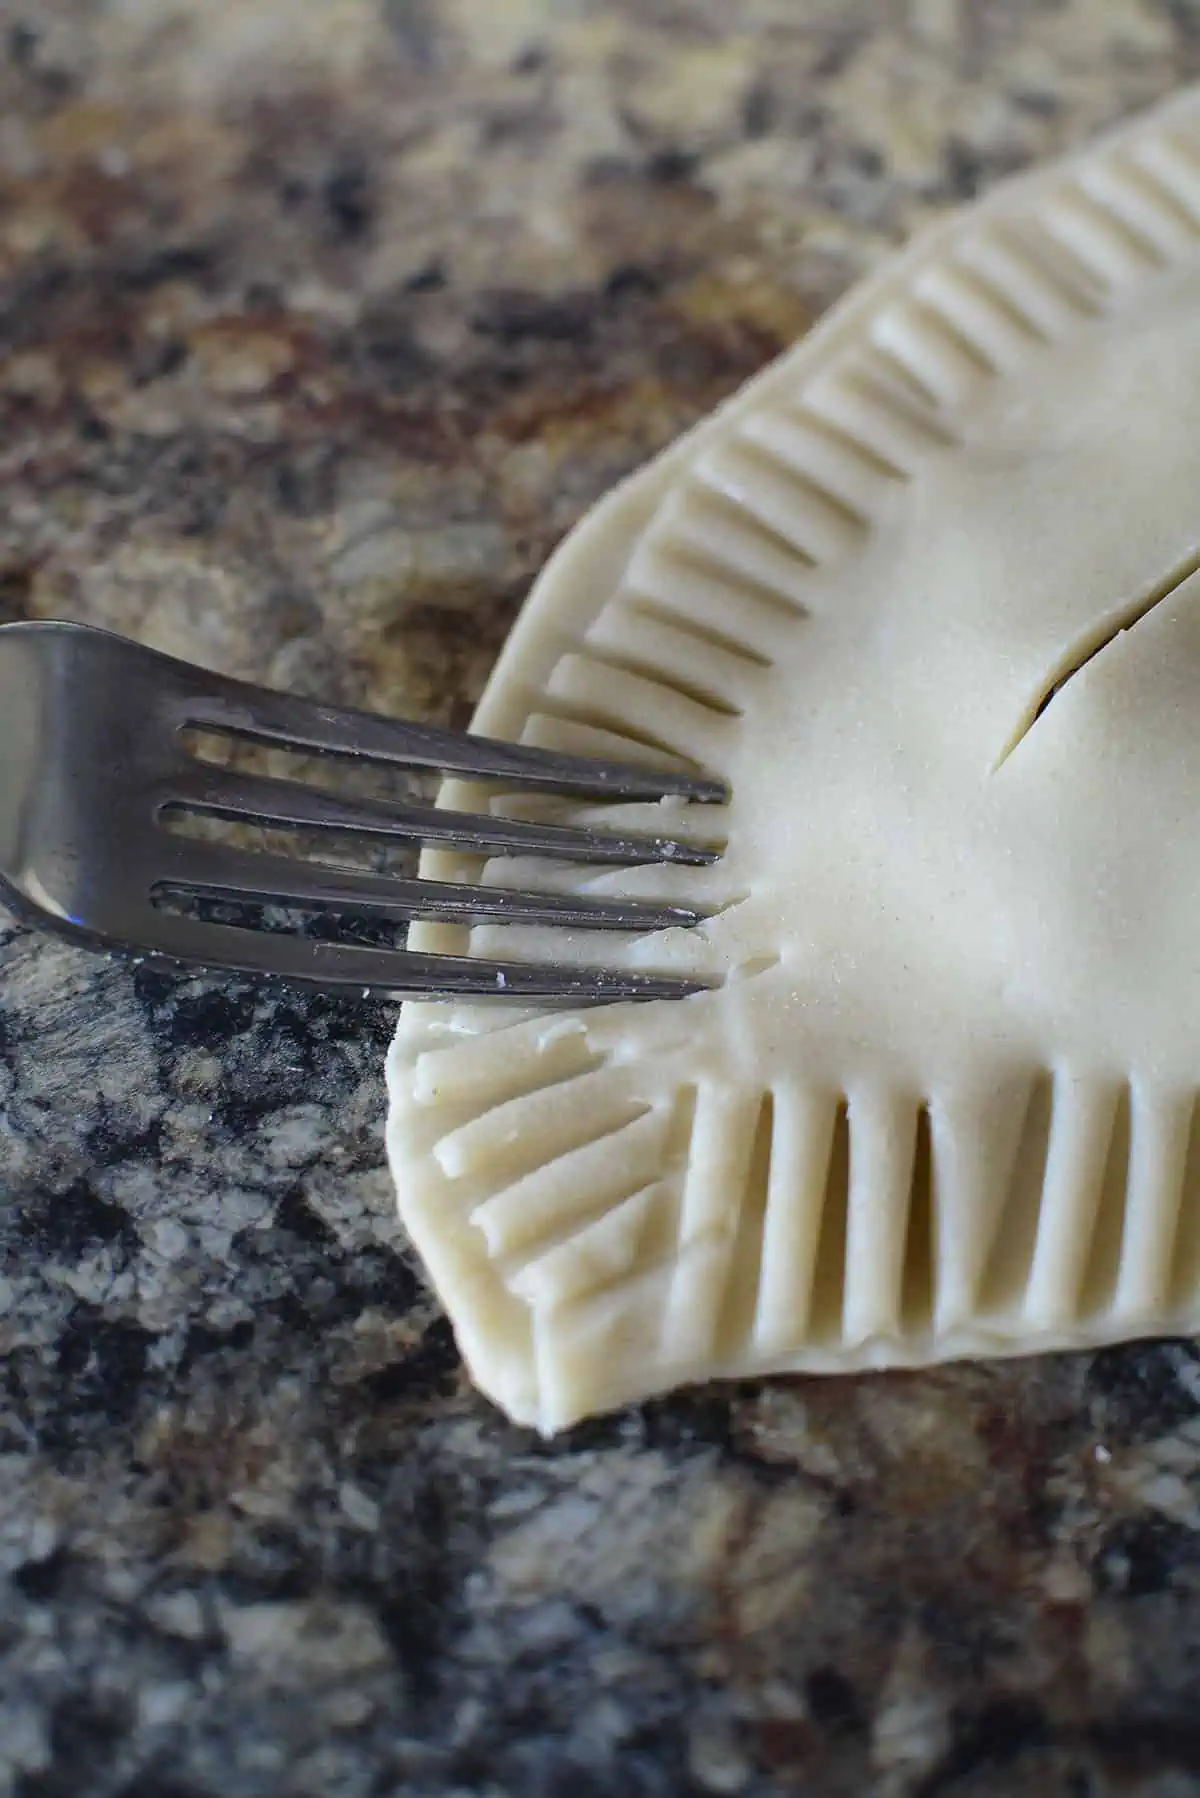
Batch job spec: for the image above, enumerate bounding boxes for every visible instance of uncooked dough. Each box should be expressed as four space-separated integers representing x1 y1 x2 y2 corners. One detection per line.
387 88 1200 1433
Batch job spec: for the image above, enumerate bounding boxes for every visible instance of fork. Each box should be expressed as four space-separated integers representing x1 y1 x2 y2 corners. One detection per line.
0 621 726 1002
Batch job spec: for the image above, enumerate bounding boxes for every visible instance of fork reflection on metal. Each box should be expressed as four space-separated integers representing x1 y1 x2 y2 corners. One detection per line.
0 621 727 1002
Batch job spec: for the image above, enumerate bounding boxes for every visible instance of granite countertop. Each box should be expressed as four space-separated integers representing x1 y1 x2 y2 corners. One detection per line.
3 4 1200 1795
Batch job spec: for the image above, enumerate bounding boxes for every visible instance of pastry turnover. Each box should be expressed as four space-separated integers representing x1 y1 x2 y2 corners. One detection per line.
387 89 1200 1432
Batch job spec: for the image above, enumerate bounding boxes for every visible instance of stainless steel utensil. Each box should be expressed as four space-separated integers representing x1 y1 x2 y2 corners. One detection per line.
0 621 726 1002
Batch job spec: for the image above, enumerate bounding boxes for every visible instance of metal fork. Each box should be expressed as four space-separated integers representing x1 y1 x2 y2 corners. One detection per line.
0 621 726 1002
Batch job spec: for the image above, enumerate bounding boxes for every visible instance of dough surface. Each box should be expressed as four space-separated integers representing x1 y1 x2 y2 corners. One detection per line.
387 88 1200 1433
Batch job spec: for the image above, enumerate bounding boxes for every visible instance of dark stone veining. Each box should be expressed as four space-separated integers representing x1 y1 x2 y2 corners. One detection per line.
4 4 1200 1794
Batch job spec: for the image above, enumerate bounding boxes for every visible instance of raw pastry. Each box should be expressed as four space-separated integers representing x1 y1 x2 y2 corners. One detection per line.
387 89 1200 1433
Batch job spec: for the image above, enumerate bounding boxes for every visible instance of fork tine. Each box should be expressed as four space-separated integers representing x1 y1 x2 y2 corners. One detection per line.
160 768 722 867
127 912 711 1002
153 842 707 931
186 673 728 804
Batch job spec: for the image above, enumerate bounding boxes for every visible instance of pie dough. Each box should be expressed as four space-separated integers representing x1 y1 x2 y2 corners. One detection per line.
387 88 1200 1433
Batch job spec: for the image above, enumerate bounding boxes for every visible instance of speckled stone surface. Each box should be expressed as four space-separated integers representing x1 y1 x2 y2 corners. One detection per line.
5 4 1200 1795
